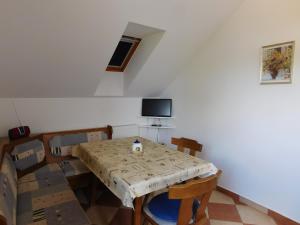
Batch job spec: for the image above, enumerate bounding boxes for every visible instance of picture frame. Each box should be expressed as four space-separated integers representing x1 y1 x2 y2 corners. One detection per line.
260 41 295 84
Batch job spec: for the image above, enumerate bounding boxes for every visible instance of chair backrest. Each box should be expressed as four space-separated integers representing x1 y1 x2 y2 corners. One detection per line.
43 125 113 163
168 171 221 225
171 137 202 156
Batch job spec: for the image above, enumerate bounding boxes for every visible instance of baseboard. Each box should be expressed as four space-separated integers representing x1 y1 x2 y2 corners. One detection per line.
216 186 299 225
216 186 240 203
268 210 299 225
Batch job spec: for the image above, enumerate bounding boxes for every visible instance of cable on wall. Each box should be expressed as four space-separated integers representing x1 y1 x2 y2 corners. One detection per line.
11 99 23 126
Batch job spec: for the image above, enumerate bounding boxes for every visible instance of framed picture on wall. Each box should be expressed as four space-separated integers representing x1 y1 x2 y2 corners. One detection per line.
260 41 295 84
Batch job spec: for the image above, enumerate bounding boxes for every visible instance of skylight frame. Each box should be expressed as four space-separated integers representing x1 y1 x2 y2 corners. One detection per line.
106 35 141 72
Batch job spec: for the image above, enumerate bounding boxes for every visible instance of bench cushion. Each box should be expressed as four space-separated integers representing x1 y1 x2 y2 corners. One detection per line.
17 164 91 225
59 159 90 177
11 139 45 171
18 163 63 184
49 131 108 157
0 154 17 225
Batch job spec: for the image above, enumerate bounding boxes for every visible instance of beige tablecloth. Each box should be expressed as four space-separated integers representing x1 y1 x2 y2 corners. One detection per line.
73 137 217 208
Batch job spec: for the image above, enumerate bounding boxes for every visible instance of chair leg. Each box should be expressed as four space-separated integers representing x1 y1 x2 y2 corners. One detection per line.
142 220 151 225
142 218 147 225
194 216 208 225
143 213 159 225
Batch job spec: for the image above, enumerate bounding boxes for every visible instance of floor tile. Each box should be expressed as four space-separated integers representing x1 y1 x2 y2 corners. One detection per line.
239 196 268 214
208 203 242 222
210 219 243 225
110 207 133 225
86 205 118 225
84 189 279 225
236 204 277 225
204 219 211 225
209 190 235 204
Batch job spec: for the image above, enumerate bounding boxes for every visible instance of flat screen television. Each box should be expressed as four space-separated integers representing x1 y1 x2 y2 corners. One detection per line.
142 99 172 117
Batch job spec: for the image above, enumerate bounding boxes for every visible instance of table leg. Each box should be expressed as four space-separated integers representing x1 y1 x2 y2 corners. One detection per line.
133 196 144 225
90 175 98 205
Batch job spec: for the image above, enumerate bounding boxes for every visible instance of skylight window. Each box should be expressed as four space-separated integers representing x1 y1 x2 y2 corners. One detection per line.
106 36 141 72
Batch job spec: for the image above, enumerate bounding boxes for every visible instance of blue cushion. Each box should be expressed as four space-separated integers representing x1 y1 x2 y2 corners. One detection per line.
148 192 200 223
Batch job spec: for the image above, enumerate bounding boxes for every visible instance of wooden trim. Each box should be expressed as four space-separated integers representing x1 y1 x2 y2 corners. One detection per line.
0 138 8 169
262 41 295 49
42 126 113 137
268 210 299 225
217 186 299 225
43 125 113 163
106 36 141 72
216 186 240 203
105 67 124 72
0 148 5 172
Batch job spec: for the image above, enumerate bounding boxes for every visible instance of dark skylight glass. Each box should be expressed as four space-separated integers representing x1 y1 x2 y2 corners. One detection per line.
106 36 141 72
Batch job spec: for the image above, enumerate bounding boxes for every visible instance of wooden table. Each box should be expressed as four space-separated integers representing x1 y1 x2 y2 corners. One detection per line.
74 137 218 225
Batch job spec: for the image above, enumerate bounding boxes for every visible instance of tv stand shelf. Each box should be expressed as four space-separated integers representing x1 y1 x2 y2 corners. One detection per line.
138 116 176 128
138 116 175 143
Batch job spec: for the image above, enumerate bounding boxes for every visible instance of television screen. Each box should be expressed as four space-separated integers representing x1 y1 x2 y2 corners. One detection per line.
142 99 172 117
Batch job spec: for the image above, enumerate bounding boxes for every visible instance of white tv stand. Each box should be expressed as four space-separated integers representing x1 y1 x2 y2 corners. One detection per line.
138 116 175 142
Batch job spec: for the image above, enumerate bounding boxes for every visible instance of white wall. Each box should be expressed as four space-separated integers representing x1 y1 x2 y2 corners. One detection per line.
0 97 167 142
94 72 124 97
162 0 300 222
0 98 141 138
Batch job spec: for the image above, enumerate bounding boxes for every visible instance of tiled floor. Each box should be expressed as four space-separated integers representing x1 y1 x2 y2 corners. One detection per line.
85 189 278 225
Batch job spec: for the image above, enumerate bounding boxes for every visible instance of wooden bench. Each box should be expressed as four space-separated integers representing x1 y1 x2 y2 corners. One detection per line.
42 126 112 188
0 136 91 225
0 125 113 225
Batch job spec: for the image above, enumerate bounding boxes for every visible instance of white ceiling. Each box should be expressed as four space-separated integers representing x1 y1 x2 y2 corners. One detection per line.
0 0 243 97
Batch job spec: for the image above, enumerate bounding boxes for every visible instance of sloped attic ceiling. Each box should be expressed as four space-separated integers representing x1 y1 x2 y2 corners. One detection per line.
0 0 243 97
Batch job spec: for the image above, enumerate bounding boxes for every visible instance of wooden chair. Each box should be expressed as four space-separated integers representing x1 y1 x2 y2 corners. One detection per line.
171 137 202 156
143 171 221 225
